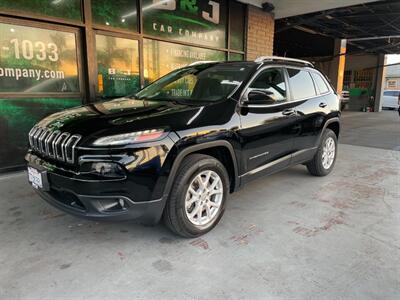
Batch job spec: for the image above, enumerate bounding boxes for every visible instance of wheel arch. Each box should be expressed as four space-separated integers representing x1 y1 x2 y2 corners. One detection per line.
326 120 340 138
315 117 340 147
163 141 240 200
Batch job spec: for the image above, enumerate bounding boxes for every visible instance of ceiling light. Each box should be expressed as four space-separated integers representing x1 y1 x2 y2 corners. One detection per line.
294 26 318 35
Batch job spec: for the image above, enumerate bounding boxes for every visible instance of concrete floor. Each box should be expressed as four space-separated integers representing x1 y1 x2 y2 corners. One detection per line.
0 113 399 299
340 110 400 151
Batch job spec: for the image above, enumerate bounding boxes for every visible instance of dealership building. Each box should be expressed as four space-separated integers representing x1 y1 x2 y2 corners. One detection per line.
0 0 395 172
0 0 274 172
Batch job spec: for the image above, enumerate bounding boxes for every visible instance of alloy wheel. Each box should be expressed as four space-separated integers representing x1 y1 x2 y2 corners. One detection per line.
184 170 224 227
322 137 336 169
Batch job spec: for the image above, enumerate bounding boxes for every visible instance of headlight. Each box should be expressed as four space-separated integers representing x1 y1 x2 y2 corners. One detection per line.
93 129 166 146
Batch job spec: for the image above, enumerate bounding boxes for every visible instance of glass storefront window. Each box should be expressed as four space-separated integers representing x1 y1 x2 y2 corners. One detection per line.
0 0 82 21
92 0 138 32
142 0 227 49
0 23 80 94
96 35 140 99
143 39 226 84
229 1 245 51
229 53 244 61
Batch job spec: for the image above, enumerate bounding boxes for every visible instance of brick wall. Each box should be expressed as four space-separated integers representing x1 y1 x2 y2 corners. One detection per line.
246 6 275 60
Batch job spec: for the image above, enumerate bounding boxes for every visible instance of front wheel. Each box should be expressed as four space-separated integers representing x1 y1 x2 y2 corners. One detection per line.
163 154 229 238
306 129 337 176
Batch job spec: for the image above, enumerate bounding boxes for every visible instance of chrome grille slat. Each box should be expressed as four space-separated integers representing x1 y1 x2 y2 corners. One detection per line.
38 129 50 153
55 132 70 161
46 131 60 158
50 131 62 159
33 127 43 151
28 127 38 148
28 126 80 164
64 135 82 163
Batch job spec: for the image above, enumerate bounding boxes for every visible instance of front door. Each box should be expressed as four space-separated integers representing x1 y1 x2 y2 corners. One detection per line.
237 67 299 183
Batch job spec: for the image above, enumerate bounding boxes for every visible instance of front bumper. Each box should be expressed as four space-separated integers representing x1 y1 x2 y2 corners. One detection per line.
35 187 164 224
26 153 167 224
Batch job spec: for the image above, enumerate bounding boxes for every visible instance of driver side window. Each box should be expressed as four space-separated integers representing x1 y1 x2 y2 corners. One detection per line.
249 68 287 103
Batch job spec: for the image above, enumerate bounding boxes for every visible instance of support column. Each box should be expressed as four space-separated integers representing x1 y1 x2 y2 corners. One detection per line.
374 54 387 112
329 39 347 93
246 5 275 60
83 0 97 103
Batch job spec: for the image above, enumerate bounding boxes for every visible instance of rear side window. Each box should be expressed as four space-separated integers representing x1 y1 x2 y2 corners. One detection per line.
311 72 330 94
287 69 317 100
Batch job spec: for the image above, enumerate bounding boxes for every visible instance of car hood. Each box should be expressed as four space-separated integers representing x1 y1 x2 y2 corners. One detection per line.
36 97 234 140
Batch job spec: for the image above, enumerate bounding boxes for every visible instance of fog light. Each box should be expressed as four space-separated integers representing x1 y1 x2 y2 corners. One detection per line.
98 198 129 212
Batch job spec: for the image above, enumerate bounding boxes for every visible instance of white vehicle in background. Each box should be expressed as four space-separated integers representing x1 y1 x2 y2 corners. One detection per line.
340 90 350 111
382 90 400 109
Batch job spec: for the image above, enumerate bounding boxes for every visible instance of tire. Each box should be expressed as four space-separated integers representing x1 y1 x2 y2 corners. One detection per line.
163 154 229 238
306 129 337 176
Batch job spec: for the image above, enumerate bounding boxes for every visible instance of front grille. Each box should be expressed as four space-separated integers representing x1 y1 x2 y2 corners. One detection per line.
28 126 81 164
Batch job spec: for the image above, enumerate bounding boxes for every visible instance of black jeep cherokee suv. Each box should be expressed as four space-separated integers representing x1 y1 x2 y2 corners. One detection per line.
26 56 340 237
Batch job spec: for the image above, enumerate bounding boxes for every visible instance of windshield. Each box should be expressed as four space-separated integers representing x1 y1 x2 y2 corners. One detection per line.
135 63 253 102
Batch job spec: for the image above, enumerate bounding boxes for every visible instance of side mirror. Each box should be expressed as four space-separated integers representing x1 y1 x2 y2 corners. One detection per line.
246 90 275 105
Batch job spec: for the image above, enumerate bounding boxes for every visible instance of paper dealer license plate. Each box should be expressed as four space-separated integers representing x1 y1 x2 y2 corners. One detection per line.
28 166 43 189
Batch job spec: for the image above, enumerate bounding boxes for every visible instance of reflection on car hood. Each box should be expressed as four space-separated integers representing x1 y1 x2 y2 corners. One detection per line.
35 97 231 138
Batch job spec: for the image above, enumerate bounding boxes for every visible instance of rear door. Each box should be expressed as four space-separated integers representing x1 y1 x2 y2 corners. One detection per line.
286 68 332 164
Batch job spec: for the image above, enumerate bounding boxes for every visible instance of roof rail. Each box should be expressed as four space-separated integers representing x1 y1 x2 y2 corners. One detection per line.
188 61 218 66
254 56 314 67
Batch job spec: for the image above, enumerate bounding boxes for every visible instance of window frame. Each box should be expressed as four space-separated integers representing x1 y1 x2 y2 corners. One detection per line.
0 16 85 99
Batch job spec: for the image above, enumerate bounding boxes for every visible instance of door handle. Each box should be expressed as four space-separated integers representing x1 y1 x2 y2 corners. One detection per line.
282 108 295 116
319 102 327 108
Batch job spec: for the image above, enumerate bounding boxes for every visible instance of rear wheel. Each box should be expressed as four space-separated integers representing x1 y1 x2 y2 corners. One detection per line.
306 129 337 176
163 154 229 238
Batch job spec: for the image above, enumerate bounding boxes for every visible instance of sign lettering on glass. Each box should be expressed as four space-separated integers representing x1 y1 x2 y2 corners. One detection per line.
0 23 79 93
143 0 227 48
143 39 226 85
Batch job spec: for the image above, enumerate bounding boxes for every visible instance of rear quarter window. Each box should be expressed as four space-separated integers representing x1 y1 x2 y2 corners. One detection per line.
287 69 317 100
311 72 330 94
